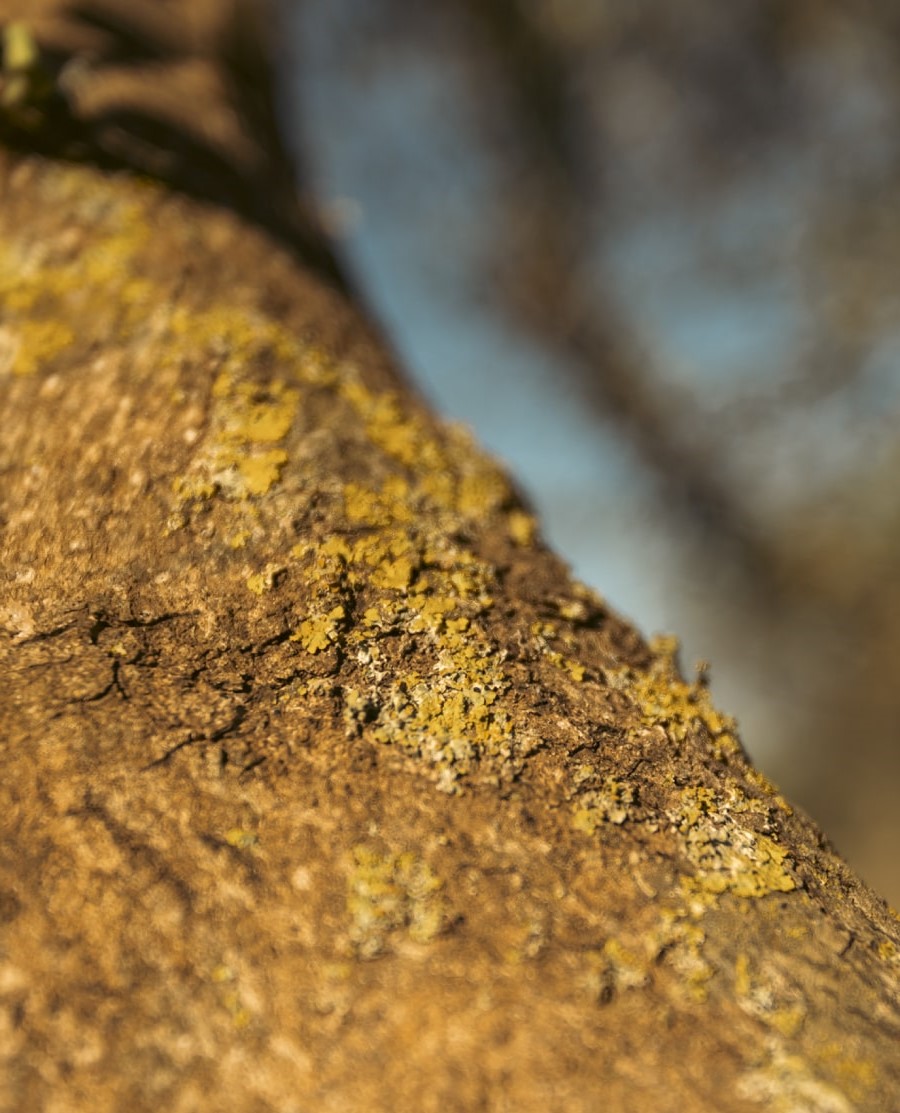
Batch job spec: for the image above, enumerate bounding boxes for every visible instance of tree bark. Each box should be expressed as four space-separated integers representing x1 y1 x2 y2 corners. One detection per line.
1 4 898 1111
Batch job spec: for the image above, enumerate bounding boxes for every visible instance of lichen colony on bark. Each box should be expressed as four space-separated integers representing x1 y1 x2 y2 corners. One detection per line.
0 6 898 1112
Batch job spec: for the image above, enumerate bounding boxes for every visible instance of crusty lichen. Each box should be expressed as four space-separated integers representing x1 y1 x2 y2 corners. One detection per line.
245 563 285 596
171 320 302 502
289 455 531 792
610 634 744 762
4 317 74 377
223 827 259 850
328 517 520 791
345 845 446 958
584 938 650 1000
571 774 637 832
0 179 155 377
291 604 346 654
734 952 807 1038
672 785 796 902
210 962 253 1030
738 1042 857 1113
530 620 588 684
0 159 536 792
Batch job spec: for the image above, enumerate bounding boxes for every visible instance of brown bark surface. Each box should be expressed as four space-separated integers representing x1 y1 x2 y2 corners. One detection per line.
1 4 898 1111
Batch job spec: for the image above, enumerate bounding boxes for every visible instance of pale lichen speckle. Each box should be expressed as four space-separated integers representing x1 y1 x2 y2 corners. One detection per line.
571 776 636 832
738 1042 855 1113
287 458 531 791
616 634 744 762
672 786 796 901
345 845 446 958
173 345 301 502
245 563 285 596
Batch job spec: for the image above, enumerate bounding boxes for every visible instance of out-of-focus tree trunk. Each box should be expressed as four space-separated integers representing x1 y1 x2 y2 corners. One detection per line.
0 3 898 1110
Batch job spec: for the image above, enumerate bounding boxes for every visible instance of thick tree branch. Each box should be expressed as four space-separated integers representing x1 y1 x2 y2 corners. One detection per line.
0 4 898 1110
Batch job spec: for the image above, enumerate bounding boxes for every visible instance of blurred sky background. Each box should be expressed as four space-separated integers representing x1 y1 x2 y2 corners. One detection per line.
284 0 900 903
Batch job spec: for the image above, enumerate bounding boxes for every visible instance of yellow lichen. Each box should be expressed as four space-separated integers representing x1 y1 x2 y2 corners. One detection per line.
224 828 259 850
572 778 636 832
662 915 715 1002
1 169 529 795
814 1046 878 1104
1 182 155 324
339 377 514 524
738 1045 856 1113
672 786 796 900
582 939 651 1001
876 938 897 962
176 362 300 502
734 953 806 1037
8 318 74 376
237 449 289 495
618 635 743 760
289 465 527 790
601 939 650 990
210 963 253 1030
507 508 537 546
531 621 588 685
245 564 285 596
546 650 585 682
291 605 346 654
343 612 517 793
345 846 446 958
1 22 56 124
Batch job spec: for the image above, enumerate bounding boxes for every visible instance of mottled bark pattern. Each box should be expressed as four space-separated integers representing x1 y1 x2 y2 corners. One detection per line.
0 4 898 1111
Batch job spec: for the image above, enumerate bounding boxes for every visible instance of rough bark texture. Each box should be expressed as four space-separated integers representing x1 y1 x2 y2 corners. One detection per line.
1 4 898 1111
